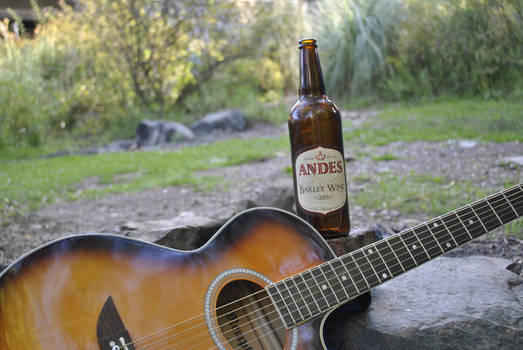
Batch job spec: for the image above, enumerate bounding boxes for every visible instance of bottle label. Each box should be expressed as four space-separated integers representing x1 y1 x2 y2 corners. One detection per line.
295 146 347 214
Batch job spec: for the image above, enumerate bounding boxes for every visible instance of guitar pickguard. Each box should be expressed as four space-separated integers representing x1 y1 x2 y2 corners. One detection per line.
97 296 136 350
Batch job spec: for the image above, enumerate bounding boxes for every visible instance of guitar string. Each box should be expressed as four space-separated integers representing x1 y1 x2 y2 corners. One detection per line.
125 189 511 350
178 200 523 350
124 188 522 350
138 195 523 350
128 190 522 350
192 195 523 350
142 194 523 350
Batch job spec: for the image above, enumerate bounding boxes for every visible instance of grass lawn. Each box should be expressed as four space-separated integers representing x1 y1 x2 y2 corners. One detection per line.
1 99 521 238
351 172 522 237
0 137 288 217
344 99 522 145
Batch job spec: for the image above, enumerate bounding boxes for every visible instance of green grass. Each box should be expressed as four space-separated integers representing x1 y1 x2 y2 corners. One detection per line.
351 172 522 237
0 136 288 217
344 99 523 145
371 154 399 161
352 172 484 216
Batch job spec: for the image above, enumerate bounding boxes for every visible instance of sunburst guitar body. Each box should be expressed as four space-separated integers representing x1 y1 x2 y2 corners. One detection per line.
0 208 344 350
2 184 522 350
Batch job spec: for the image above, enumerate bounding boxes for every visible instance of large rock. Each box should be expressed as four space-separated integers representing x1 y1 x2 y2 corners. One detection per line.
327 256 523 350
136 120 194 146
190 109 248 135
121 211 224 250
327 224 394 256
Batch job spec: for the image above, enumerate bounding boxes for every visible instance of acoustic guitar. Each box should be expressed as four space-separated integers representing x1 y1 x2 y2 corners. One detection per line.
0 184 521 349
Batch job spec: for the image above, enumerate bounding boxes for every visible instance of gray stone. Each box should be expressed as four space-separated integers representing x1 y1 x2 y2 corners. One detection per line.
136 120 194 146
500 156 523 169
190 109 248 136
136 120 162 146
242 186 295 212
122 211 223 249
458 140 478 149
338 256 523 350
103 139 135 152
160 122 195 143
327 227 380 256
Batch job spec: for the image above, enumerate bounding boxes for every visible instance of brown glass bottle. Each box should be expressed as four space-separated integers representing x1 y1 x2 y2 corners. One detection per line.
288 39 350 238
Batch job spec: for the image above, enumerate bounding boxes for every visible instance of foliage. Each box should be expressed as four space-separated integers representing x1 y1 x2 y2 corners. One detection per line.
315 0 404 98
0 0 295 149
0 13 94 148
316 0 523 100
79 0 294 115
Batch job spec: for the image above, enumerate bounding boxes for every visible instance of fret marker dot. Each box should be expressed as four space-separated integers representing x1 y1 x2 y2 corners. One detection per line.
433 222 438 227
446 242 451 248
341 275 348 281
368 248 373 254
412 244 417 249
382 273 388 279
468 219 474 225
322 284 327 290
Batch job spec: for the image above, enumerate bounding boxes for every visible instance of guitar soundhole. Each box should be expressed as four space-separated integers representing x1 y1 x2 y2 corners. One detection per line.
216 279 287 350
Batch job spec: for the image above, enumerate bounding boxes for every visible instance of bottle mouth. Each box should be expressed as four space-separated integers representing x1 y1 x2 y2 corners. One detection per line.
299 38 317 48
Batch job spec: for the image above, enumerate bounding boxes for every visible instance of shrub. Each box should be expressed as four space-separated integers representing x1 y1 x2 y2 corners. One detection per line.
316 0 523 101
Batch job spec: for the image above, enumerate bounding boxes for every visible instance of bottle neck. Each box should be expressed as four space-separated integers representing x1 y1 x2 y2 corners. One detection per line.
299 45 326 97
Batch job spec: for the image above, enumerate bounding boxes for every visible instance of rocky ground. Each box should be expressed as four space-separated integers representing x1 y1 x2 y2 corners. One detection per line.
1 110 522 268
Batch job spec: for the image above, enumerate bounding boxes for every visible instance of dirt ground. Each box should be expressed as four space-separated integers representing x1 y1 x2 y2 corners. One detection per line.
1 111 522 268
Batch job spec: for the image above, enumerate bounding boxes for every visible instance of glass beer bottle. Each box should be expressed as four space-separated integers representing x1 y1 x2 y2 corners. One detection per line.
288 38 350 238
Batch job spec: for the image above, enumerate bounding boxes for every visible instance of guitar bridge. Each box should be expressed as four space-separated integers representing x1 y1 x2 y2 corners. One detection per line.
96 296 136 350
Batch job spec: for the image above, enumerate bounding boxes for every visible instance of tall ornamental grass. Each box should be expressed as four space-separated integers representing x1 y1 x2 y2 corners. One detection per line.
316 0 523 100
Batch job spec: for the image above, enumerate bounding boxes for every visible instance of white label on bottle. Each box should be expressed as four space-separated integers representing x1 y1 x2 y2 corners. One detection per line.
295 146 347 214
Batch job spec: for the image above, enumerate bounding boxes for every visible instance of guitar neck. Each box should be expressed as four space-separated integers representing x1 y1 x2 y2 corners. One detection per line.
267 183 523 329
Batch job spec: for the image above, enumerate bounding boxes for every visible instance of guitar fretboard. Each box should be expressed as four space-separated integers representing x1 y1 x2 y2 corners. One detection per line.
267 184 522 329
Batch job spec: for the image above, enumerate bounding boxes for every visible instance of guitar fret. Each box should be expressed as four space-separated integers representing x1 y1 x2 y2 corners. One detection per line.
351 251 380 287
505 187 523 216
276 281 300 325
375 240 403 276
400 229 429 265
467 204 488 235
457 206 487 239
488 193 517 224
295 273 319 316
330 258 359 297
341 254 370 291
320 266 341 304
267 284 294 328
323 262 348 302
485 198 503 226
384 239 406 272
395 234 417 268
284 278 308 321
471 202 499 231
301 271 328 312
441 213 469 246
374 244 393 278
424 223 444 254
412 225 441 258
501 192 518 218
311 267 338 308
453 209 473 240
361 248 382 284
429 217 457 251
364 244 393 282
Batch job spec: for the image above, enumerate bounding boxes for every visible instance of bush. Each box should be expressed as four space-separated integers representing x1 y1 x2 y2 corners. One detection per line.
316 0 523 101
0 0 295 150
